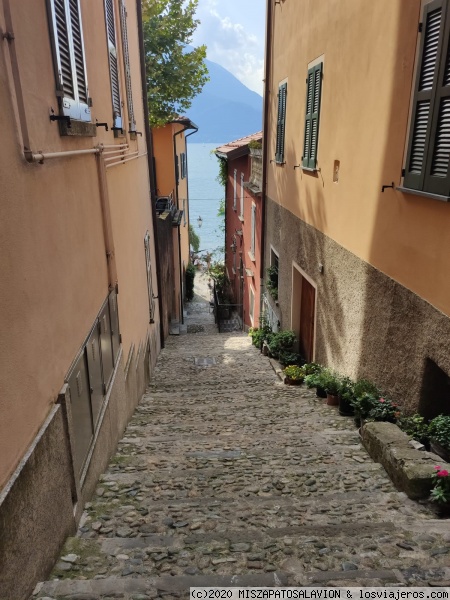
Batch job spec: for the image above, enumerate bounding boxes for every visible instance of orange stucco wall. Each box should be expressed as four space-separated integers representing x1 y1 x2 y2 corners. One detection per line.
0 0 158 488
267 0 450 316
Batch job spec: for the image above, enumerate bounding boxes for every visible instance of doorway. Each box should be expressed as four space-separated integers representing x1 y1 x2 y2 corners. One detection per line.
292 265 316 363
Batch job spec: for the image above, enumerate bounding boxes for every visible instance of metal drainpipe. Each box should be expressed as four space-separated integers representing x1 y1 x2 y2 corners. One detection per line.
184 125 198 262
260 0 273 317
136 0 164 349
173 125 193 326
2 0 32 161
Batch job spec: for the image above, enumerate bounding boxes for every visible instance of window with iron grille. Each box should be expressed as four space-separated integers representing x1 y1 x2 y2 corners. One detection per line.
275 82 287 163
144 232 155 323
302 63 323 170
104 0 122 129
48 0 91 122
403 0 450 197
119 0 135 132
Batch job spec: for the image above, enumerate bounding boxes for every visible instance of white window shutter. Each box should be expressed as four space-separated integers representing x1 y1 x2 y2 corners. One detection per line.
120 0 135 132
49 0 90 121
105 0 122 129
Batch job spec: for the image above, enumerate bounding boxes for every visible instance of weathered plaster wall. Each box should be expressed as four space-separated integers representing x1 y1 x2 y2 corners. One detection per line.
266 197 450 414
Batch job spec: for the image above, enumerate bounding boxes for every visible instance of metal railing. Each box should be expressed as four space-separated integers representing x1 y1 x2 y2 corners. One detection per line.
213 284 243 333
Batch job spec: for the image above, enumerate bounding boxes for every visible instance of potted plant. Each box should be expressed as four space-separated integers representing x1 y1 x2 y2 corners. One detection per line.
397 413 430 447
429 415 450 462
313 369 335 401
283 365 304 386
278 350 304 367
430 465 450 516
366 396 400 424
321 370 341 406
267 330 296 359
338 376 355 417
350 379 381 427
303 364 327 398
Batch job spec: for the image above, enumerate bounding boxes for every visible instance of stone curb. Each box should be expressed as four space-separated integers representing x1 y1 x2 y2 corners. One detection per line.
361 421 450 499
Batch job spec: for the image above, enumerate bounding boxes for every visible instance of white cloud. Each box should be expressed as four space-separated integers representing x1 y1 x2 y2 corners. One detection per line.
192 0 265 95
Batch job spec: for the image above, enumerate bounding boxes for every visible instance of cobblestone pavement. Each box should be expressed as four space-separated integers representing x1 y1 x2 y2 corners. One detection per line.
35 277 450 600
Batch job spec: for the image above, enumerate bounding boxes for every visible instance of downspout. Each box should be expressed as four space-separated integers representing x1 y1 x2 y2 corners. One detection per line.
184 126 198 260
260 0 273 315
136 0 165 349
2 0 32 161
173 123 198 325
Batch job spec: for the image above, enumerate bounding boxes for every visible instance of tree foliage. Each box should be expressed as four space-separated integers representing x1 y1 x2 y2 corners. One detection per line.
189 223 200 252
142 0 209 126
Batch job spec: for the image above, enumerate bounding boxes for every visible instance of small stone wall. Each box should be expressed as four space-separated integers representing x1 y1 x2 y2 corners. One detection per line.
361 422 450 500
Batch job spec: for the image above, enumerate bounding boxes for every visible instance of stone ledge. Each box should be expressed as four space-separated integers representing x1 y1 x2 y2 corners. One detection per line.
361 422 450 500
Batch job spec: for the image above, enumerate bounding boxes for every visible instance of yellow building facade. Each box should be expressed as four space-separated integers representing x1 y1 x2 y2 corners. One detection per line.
263 0 450 414
0 0 161 596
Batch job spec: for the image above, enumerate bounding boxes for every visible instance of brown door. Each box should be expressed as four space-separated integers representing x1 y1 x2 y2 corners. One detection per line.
299 277 315 362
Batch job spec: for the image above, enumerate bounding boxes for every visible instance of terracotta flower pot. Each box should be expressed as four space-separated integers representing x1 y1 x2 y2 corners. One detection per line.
326 393 339 406
284 376 302 386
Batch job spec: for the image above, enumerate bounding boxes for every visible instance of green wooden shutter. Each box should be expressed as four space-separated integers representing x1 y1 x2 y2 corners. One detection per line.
425 1 450 195
105 0 122 129
303 63 322 169
404 0 446 191
275 83 287 163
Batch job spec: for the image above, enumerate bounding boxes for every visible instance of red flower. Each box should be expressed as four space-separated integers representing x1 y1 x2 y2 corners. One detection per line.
379 398 385 403
437 470 449 477
434 465 442 471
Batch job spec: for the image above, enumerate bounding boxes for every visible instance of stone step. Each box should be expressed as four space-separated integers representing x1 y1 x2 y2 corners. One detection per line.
35 572 289 599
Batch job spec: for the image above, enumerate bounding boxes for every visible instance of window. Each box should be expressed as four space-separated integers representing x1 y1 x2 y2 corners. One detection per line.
403 0 450 197
48 0 91 122
275 82 287 163
303 63 323 170
249 286 255 325
233 169 237 210
180 153 187 179
144 232 155 323
250 202 256 258
240 172 244 218
104 0 122 129
119 0 136 132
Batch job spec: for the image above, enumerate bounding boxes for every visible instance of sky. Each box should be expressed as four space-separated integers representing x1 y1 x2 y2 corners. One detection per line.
191 0 266 96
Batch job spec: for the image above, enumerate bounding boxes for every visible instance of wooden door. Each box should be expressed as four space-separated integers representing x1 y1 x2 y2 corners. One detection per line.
299 277 315 362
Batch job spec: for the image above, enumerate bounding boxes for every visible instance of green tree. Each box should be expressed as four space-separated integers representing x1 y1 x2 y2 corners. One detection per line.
142 0 209 126
189 223 200 253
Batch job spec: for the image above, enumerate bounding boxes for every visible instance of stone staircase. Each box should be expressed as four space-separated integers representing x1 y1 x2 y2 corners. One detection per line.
34 331 450 600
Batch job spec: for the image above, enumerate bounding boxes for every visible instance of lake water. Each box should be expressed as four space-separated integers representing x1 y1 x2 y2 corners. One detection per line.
187 142 225 258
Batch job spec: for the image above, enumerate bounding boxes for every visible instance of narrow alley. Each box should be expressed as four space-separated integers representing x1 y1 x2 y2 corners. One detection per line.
34 276 450 600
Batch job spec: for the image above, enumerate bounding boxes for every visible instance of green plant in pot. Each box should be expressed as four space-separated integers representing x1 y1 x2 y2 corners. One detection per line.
338 376 356 417
350 379 381 426
283 365 304 385
267 330 296 359
303 365 326 397
397 413 430 446
312 368 333 400
429 415 450 462
430 465 450 516
278 351 304 367
322 370 341 406
366 396 400 424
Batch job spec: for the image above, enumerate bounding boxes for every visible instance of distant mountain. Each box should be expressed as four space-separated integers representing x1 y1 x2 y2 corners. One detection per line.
183 57 263 143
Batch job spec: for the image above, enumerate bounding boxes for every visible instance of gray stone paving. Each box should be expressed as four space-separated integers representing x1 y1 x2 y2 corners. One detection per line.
34 274 450 599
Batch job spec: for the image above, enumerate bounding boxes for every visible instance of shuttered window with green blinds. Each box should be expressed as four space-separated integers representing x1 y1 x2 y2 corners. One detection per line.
275 82 287 163
302 63 323 170
120 0 136 132
404 0 450 196
104 0 122 129
48 0 91 122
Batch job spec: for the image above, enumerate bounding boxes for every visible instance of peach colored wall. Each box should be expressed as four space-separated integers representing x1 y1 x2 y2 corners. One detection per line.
0 0 157 488
267 0 450 316
175 132 191 270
